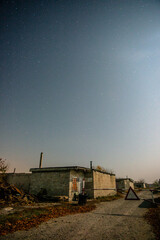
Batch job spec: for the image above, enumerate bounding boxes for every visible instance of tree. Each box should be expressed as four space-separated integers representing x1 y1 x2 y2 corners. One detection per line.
96 165 106 171
153 179 159 187
95 165 115 174
138 178 145 183
0 158 8 173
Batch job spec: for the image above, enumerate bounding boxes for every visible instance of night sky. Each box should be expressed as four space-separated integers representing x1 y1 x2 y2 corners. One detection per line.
1 0 160 182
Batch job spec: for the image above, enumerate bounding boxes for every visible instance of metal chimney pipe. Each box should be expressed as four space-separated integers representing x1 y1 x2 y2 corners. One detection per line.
39 152 43 168
90 161 92 170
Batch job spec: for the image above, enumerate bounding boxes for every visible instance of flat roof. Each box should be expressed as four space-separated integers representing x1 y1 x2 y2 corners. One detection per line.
30 166 115 175
30 166 91 173
116 178 134 183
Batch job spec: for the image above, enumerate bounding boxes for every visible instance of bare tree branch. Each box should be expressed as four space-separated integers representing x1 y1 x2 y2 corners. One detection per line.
0 158 8 173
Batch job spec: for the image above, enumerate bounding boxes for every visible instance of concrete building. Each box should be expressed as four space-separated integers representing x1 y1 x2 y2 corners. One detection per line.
134 182 146 189
6 166 116 201
116 178 134 191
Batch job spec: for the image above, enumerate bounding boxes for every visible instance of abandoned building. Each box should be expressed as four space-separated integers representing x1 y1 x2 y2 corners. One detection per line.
116 178 134 191
134 182 146 189
6 165 116 201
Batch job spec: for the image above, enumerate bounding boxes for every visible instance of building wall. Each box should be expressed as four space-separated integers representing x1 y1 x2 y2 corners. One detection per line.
5 169 116 200
116 180 125 190
6 173 31 193
124 180 134 189
134 182 146 189
116 179 134 190
69 170 85 200
84 171 94 199
29 171 70 198
93 171 116 198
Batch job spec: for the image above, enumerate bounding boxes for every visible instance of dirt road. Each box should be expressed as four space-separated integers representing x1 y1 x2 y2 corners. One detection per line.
0 191 155 240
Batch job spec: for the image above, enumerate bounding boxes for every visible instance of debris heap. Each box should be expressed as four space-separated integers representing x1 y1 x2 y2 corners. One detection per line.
0 181 35 206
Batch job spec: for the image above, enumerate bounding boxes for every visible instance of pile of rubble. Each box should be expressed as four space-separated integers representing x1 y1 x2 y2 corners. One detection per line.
0 181 36 206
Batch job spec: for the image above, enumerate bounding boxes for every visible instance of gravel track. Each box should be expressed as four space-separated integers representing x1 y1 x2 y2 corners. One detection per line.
0 191 155 240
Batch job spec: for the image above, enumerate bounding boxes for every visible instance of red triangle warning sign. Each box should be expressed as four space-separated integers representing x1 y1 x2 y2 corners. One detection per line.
125 187 140 200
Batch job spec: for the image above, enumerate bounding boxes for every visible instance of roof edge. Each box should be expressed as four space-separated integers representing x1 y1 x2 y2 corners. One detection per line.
93 169 115 176
116 178 134 182
30 166 91 173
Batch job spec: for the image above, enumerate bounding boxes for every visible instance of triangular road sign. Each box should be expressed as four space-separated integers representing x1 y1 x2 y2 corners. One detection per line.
125 187 140 200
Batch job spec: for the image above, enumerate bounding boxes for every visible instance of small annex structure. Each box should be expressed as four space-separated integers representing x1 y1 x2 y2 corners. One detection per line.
116 178 134 191
134 182 146 189
6 165 116 201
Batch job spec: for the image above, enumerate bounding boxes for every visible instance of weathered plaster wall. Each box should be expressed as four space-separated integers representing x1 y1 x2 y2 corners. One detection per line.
69 170 85 200
125 180 134 189
5 169 116 200
116 179 134 190
6 173 31 193
93 171 116 198
116 180 125 190
84 171 94 199
29 171 70 197
134 183 146 189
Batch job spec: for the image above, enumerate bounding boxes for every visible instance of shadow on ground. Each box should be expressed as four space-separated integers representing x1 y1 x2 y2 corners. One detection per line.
138 200 157 208
93 212 143 218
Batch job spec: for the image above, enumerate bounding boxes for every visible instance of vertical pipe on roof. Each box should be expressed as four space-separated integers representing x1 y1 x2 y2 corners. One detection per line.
39 152 43 168
90 161 92 170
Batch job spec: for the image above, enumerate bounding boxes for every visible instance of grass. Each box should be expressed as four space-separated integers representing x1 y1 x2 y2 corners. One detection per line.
0 203 96 236
94 193 124 203
0 208 49 225
0 193 123 236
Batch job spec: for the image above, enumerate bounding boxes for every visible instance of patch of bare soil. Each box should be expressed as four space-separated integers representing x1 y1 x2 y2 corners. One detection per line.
0 203 96 236
0 191 155 240
144 197 160 240
0 192 123 236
